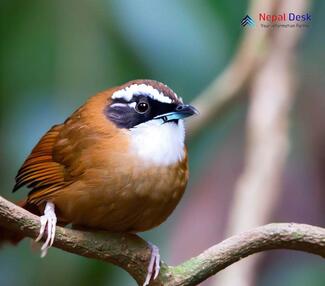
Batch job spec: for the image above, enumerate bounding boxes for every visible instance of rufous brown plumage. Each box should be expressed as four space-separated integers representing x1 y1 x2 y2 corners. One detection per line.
4 79 198 285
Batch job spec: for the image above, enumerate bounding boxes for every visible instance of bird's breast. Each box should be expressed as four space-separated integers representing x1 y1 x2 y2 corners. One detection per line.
54 143 189 232
129 120 186 166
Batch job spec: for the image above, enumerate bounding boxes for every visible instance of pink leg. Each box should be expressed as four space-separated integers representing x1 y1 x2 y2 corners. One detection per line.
35 201 57 257
143 242 160 286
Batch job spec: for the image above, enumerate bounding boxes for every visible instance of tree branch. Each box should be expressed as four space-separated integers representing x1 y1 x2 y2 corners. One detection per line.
186 0 275 138
0 196 324 286
214 0 311 285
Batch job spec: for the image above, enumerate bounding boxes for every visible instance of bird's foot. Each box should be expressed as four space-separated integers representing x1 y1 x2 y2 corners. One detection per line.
35 201 57 257
143 242 160 286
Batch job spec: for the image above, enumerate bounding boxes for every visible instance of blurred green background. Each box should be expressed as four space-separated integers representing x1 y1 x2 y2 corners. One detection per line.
0 1 324 286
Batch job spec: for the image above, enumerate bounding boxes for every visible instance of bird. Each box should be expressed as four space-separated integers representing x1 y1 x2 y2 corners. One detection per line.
2 79 198 285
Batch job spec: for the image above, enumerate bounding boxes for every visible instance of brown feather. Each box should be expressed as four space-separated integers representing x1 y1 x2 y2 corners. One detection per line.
12 84 190 233
13 125 66 193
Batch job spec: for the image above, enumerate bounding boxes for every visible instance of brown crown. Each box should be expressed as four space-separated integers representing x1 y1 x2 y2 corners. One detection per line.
120 79 182 103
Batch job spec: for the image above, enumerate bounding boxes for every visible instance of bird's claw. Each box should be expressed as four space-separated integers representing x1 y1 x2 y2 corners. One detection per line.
35 201 57 257
143 243 160 286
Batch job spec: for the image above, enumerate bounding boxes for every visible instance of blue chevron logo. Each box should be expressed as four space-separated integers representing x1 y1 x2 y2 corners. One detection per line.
241 15 255 27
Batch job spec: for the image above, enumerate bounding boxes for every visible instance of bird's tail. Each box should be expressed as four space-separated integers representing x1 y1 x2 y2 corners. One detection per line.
0 199 33 247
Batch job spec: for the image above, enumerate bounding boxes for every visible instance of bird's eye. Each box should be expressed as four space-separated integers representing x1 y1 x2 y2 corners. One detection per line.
135 102 149 113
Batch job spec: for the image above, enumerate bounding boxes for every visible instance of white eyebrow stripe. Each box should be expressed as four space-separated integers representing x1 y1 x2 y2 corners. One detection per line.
112 84 173 104
110 103 127 108
110 102 137 109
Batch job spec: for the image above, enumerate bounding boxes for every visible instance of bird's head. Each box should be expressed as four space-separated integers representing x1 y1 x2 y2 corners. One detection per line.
106 79 197 129
105 79 198 166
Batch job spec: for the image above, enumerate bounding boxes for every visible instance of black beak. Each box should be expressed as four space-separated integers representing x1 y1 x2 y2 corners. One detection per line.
174 104 199 118
154 104 199 122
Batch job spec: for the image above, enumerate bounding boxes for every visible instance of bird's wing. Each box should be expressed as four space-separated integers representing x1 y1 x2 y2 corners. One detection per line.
13 124 73 204
13 92 113 205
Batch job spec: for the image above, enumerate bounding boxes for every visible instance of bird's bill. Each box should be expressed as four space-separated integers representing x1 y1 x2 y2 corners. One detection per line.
154 104 198 123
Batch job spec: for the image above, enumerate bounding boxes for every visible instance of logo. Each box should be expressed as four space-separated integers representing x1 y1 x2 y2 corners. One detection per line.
240 12 311 29
258 12 311 28
259 13 311 22
241 15 255 27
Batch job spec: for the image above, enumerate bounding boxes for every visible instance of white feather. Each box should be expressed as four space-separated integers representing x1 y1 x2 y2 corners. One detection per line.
110 103 127 108
129 119 185 166
112 84 175 104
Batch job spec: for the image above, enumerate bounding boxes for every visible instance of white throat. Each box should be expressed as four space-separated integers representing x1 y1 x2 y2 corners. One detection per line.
129 119 185 166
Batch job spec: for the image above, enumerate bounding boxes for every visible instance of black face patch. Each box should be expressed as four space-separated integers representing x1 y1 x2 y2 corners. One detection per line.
105 95 178 129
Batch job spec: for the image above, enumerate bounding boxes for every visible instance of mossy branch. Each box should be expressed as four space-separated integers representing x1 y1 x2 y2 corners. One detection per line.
0 196 324 286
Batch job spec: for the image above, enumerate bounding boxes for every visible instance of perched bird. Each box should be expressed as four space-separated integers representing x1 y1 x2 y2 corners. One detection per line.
3 79 197 285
